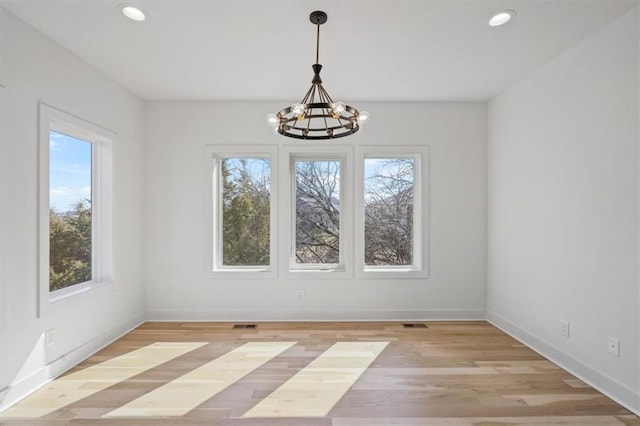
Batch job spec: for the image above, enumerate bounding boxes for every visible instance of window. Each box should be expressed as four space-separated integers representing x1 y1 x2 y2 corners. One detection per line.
356 147 428 278
39 104 113 304
282 146 353 277
294 159 341 265
364 158 414 266
221 158 271 266
48 131 93 290
207 146 277 277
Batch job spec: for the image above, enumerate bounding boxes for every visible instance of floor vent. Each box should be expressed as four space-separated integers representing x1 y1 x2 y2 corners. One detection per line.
232 324 258 329
402 323 427 328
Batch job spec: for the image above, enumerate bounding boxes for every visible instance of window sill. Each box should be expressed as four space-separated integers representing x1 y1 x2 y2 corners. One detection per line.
283 266 352 279
357 267 428 279
206 268 276 279
49 279 113 303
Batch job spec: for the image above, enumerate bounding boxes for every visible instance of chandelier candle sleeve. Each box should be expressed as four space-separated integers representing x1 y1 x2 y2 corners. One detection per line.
268 11 368 140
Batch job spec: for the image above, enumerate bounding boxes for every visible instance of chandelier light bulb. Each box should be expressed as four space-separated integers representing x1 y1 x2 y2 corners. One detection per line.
332 102 346 113
267 113 279 127
357 111 370 123
291 103 305 116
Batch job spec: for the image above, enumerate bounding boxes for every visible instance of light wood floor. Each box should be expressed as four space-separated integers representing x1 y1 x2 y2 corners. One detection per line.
2 321 639 425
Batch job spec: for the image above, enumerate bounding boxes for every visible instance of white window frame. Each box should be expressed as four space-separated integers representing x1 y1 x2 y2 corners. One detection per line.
355 146 429 279
205 145 278 278
280 145 353 279
39 103 114 307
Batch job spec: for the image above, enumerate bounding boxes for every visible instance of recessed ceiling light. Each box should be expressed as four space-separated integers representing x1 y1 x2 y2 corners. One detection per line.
489 10 515 27
120 5 146 22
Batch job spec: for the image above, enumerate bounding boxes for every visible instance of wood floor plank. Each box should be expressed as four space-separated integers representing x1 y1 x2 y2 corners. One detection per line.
504 393 604 406
332 416 629 425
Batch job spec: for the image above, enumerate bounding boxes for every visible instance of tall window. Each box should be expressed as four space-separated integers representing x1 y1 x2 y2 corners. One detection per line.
364 158 414 266
48 131 93 290
208 146 277 276
221 158 271 266
356 147 428 278
40 104 113 303
283 148 353 277
294 159 341 265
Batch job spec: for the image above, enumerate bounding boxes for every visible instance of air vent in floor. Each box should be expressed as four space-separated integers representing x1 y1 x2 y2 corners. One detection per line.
402 323 427 328
232 324 257 329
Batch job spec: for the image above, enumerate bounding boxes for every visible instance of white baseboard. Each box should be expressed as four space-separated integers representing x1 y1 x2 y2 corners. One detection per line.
487 310 640 416
0 314 144 412
144 308 486 322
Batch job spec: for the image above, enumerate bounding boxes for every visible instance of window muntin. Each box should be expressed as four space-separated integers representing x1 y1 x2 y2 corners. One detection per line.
48 131 93 290
293 159 341 265
364 158 414 267
220 158 271 267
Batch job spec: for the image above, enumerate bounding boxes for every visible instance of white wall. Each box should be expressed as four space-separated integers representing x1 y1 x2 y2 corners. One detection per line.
488 6 639 413
0 9 145 408
144 101 487 321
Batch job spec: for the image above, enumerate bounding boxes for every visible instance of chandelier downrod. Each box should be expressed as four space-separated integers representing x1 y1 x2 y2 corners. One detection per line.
315 17 320 65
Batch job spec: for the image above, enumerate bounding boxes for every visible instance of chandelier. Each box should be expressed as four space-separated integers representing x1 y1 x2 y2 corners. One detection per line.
267 11 369 140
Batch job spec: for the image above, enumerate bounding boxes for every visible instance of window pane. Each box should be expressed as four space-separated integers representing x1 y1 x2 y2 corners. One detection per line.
295 160 340 264
364 158 414 266
49 130 92 290
221 158 270 266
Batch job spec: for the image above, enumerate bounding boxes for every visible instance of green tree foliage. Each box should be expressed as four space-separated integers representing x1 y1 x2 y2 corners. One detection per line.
222 159 271 265
49 200 92 291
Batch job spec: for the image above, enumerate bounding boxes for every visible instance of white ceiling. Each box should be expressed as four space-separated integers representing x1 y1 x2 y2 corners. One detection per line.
1 0 637 101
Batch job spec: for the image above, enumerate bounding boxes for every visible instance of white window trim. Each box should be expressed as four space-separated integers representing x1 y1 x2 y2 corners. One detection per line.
38 103 114 312
280 145 353 279
355 146 429 279
205 145 278 278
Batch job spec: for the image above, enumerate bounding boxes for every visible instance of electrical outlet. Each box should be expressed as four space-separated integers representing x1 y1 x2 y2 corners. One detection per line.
297 289 305 299
608 337 620 357
560 321 570 338
45 329 55 347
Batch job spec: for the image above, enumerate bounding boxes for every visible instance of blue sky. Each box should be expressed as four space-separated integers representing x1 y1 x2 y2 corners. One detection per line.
223 158 271 190
49 131 92 212
364 158 414 196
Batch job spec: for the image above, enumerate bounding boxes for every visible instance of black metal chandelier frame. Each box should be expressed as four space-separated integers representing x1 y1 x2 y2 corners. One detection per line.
269 11 367 140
